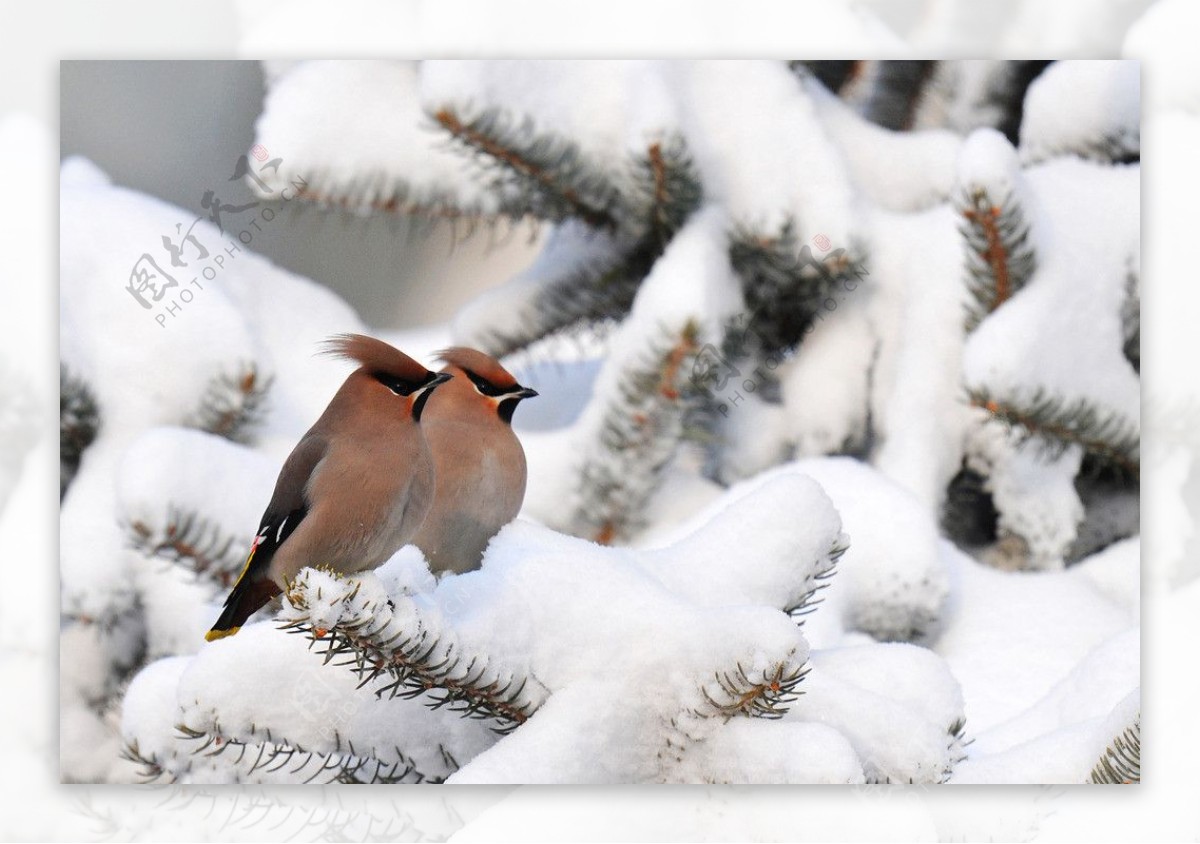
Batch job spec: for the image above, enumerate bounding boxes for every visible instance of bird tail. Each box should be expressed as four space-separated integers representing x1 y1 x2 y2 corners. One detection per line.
205 574 280 642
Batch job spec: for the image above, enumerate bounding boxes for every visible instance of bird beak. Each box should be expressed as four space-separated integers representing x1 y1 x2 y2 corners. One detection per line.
425 372 453 391
513 386 539 400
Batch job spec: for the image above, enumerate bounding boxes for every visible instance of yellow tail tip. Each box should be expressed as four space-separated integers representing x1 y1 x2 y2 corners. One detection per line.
205 626 240 642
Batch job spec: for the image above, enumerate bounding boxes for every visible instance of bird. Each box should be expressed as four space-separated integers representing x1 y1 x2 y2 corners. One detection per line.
411 347 538 575
205 334 453 641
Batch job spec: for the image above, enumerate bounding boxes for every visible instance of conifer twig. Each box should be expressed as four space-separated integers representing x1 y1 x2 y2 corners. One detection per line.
968 386 1139 478
698 661 810 720
1089 714 1140 784
478 137 703 356
729 220 867 355
571 321 703 544
784 537 847 623
957 185 1036 331
185 362 274 445
61 364 100 497
281 569 545 732
433 106 619 229
127 506 249 589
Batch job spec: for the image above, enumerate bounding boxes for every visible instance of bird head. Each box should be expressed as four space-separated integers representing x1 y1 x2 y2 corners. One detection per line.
323 334 452 422
434 347 539 424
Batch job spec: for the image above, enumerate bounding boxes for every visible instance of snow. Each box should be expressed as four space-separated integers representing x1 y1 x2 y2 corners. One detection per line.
807 73 963 211
687 719 865 785
214 471 972 785
122 470 946 784
788 643 965 783
952 632 1138 784
934 541 1133 734
421 60 679 170
709 390 793 483
114 428 280 655
779 297 875 459
195 483 839 783
674 61 857 246
864 203 971 509
953 145 1138 570
58 157 374 782
546 204 743 532
1019 60 1140 164
967 427 1086 569
958 126 1023 197
639 472 846 613
437 523 810 702
253 60 498 215
451 221 625 353
967 628 1138 757
116 427 277 550
1073 509 1141 591
962 157 1140 425
175 623 494 781
755 458 950 647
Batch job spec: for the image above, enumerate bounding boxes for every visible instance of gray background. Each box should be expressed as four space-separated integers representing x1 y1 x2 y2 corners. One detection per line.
60 60 537 329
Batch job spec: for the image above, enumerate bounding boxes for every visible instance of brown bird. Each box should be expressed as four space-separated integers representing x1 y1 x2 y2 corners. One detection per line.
412 347 538 575
206 334 452 641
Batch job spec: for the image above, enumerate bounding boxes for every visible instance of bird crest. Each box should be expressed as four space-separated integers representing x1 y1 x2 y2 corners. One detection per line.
322 334 431 381
435 346 518 388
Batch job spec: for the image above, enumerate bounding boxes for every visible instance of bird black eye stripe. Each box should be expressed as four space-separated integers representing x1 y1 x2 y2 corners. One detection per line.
464 369 507 397
372 371 418 396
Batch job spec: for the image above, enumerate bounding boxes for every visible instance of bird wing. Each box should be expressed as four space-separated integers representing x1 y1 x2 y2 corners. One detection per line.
228 435 328 593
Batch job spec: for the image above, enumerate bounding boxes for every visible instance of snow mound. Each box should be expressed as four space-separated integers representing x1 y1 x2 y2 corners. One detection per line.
1020 60 1139 164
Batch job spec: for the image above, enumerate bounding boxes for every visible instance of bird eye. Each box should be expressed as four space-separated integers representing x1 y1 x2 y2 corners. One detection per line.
465 370 505 397
373 372 414 396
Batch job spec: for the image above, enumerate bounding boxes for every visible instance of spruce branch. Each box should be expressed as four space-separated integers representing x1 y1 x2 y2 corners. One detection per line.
784 536 847 623
185 362 273 445
472 137 702 357
944 717 970 783
1023 126 1140 167
1089 714 1140 784
729 220 867 355
60 363 100 498
957 185 1036 332
433 105 620 230
699 661 809 720
62 598 143 637
912 61 1052 142
1121 263 1140 373
121 738 166 783
472 240 651 359
968 386 1139 478
127 506 249 590
127 726 436 784
869 717 968 785
281 569 544 733
851 60 939 131
570 321 703 544
621 135 704 244
788 60 861 96
290 180 501 225
662 639 815 778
